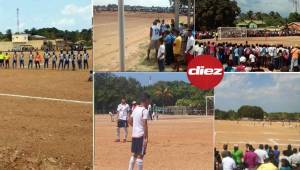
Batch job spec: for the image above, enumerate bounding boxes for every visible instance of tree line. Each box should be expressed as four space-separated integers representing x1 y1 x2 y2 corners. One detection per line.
94 73 213 114
194 0 300 30
238 11 300 27
215 105 300 121
0 28 92 46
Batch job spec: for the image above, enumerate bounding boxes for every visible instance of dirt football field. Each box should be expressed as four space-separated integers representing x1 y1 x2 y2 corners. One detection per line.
215 120 300 151
94 11 187 72
200 36 300 47
95 114 213 170
0 69 92 169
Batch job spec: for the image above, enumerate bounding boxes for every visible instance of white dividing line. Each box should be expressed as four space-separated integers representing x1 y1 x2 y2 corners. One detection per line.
0 93 92 105
263 132 278 135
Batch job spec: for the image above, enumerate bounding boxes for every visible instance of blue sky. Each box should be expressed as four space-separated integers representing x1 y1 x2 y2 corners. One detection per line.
0 0 92 33
94 0 295 17
112 72 189 86
215 73 300 113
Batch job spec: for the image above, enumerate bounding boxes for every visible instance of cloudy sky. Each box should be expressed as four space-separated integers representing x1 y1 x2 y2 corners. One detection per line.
215 74 300 113
94 0 295 17
236 0 295 17
93 0 171 7
0 0 92 33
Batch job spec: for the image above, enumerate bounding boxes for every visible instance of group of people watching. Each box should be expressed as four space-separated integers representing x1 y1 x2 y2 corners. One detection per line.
147 19 195 72
215 144 300 170
0 49 89 70
147 19 300 73
193 41 300 72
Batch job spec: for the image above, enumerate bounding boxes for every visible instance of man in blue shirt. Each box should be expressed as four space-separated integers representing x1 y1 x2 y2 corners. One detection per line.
164 30 175 65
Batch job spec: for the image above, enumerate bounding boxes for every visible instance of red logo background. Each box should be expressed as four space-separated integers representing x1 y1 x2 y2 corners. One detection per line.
187 55 224 90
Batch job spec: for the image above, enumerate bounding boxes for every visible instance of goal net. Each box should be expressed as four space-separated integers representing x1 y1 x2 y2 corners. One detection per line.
217 27 247 40
205 96 214 116
152 96 215 116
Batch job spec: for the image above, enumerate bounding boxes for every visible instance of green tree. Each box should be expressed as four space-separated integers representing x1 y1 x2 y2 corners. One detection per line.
237 105 265 120
195 0 240 30
288 12 300 22
5 29 12 41
246 10 254 20
94 74 213 114
154 85 173 108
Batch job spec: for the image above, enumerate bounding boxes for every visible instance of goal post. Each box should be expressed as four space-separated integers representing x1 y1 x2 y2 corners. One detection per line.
217 27 247 40
205 96 214 116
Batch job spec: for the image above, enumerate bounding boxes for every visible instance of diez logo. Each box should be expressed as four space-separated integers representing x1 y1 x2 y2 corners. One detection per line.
187 55 224 90
188 66 223 75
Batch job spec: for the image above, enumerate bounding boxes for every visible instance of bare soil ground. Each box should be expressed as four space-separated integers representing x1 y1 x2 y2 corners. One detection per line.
93 11 187 72
95 114 213 170
215 120 300 151
0 70 92 169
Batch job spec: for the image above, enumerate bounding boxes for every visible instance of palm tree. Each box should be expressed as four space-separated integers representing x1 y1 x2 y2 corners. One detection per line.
154 85 173 114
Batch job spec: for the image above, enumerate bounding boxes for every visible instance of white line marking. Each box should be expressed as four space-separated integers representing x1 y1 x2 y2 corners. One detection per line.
269 138 279 145
0 93 92 104
263 132 278 135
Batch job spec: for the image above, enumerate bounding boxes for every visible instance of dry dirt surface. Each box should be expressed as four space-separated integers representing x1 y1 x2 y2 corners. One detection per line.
200 36 300 47
0 70 92 169
93 11 187 71
215 120 300 151
95 115 213 170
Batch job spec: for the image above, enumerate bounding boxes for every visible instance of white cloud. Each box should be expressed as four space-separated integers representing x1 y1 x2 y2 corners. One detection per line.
216 74 300 112
93 0 170 7
236 0 295 17
61 4 92 18
51 18 76 28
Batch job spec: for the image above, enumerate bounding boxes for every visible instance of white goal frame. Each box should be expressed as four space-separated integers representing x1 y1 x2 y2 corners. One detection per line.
217 27 248 40
205 96 214 116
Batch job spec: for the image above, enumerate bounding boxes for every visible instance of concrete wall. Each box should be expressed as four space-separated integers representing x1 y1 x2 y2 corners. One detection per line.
0 42 13 51
0 40 44 51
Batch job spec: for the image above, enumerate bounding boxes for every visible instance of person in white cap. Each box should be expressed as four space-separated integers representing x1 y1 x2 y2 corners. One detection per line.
236 56 247 72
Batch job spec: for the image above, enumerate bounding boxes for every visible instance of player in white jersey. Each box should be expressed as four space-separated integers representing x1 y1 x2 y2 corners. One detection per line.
128 93 150 170
147 104 152 120
44 50 50 69
12 52 17 69
28 51 34 69
116 98 130 142
19 52 25 68
151 104 157 120
64 51 70 70
58 50 64 69
51 51 57 69
147 20 161 60
83 49 89 69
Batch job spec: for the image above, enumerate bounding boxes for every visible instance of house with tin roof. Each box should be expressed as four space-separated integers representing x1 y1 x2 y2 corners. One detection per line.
236 20 266 29
287 22 300 32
